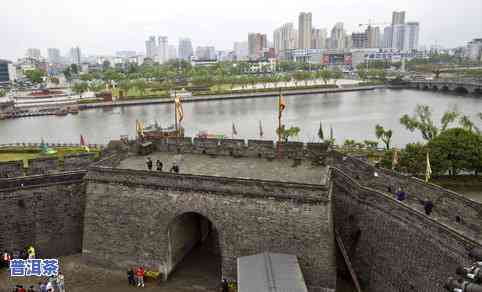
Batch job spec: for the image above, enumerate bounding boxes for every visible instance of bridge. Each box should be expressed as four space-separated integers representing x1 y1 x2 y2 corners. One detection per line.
408 80 482 94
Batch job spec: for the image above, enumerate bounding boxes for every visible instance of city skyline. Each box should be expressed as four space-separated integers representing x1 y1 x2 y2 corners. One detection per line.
2 0 482 60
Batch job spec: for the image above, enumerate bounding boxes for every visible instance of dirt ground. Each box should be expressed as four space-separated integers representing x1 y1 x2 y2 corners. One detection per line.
0 246 221 292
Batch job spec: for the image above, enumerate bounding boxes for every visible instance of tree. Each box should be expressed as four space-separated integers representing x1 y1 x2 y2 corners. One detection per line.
133 80 147 96
277 125 300 142
25 69 44 83
400 105 460 141
428 128 482 176
63 68 72 81
102 60 111 70
49 77 59 85
70 64 78 75
330 69 343 85
459 115 480 133
363 140 379 150
80 73 94 82
375 124 393 150
357 70 368 81
318 70 332 85
0 90 5 97
72 82 88 94
318 122 324 140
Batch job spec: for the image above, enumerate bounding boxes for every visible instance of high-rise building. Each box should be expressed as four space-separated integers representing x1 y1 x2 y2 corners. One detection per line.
157 36 169 64
26 48 41 60
405 22 420 51
233 41 249 60
345 35 352 49
467 39 482 61
69 47 81 65
391 24 406 50
145 36 157 59
195 46 217 60
274 23 298 57
330 22 346 50
178 38 193 60
311 28 327 49
352 32 368 48
168 45 177 60
392 11 406 25
298 12 312 49
383 26 393 48
47 48 61 64
0 60 10 83
248 33 267 60
366 26 381 48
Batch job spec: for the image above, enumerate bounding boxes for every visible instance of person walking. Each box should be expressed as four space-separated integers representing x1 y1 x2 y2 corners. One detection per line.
146 157 153 171
424 200 434 215
156 160 163 172
221 279 229 292
27 245 35 259
136 266 145 288
57 272 65 292
395 187 406 201
170 162 179 173
127 268 135 286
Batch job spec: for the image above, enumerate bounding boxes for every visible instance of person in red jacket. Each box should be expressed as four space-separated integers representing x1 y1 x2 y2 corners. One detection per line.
136 266 145 288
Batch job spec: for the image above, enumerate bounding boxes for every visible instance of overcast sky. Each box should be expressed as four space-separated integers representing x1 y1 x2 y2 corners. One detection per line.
1 0 481 60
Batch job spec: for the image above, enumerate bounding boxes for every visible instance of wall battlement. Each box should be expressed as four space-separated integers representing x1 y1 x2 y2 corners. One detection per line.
148 137 328 160
0 160 23 178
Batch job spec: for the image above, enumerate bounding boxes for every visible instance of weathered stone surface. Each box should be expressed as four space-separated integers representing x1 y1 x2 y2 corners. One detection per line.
331 168 478 292
0 172 86 257
327 150 482 244
27 157 59 175
0 160 24 178
82 167 335 290
64 153 97 171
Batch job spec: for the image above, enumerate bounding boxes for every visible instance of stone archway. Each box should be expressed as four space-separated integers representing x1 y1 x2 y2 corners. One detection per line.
165 212 221 285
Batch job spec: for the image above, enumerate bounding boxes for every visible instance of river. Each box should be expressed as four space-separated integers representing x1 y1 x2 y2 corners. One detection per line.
1 88 480 146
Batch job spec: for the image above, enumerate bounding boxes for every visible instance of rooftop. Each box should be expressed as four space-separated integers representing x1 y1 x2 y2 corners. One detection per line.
118 152 328 185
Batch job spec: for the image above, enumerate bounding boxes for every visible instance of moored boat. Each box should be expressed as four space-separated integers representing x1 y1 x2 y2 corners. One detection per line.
55 108 68 116
196 131 226 139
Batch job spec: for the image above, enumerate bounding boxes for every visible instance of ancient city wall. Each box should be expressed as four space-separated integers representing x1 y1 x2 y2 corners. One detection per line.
0 172 87 257
331 168 480 292
63 152 97 171
149 137 328 160
327 150 482 244
27 157 59 175
83 166 336 291
0 160 24 178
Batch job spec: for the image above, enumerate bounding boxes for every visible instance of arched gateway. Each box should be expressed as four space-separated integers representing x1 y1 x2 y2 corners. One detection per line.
165 212 221 281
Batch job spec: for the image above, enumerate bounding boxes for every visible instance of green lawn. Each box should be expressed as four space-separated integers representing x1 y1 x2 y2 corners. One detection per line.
0 147 100 167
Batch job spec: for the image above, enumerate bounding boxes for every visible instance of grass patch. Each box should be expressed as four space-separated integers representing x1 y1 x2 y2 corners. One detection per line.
0 147 100 167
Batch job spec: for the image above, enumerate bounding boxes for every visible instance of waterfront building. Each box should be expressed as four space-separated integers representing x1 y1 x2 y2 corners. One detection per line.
47 48 62 64
467 38 482 61
352 32 368 49
405 22 420 51
233 41 249 61
145 36 157 59
0 59 11 83
26 48 41 60
274 23 298 58
116 51 137 58
178 38 194 61
392 11 406 25
248 33 267 60
195 46 217 60
298 12 312 49
168 45 177 60
311 28 327 50
69 47 81 66
366 26 381 48
158 36 169 64
330 22 346 50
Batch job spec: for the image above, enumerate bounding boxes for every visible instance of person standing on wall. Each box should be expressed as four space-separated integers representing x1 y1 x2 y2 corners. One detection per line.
146 157 153 171
395 187 406 201
156 160 163 171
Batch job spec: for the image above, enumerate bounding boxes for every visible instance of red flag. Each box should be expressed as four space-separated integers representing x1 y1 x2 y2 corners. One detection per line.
80 135 86 146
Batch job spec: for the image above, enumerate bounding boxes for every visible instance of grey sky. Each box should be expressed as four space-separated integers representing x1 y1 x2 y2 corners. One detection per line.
1 0 481 60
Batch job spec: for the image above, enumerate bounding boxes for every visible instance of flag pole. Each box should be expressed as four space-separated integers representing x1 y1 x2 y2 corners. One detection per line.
174 88 178 136
277 88 282 159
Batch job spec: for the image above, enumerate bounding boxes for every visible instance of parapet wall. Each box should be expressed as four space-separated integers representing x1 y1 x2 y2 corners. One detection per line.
331 168 479 291
64 153 97 171
327 150 482 244
0 172 87 257
150 137 328 159
0 160 24 178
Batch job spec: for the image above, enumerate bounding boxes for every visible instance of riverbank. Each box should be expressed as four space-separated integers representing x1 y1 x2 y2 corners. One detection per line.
78 85 384 109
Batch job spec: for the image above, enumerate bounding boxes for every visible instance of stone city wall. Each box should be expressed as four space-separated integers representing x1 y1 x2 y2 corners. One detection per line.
149 137 328 160
83 166 336 291
0 160 24 178
0 172 87 257
331 168 480 292
64 153 97 171
27 157 59 176
327 150 482 244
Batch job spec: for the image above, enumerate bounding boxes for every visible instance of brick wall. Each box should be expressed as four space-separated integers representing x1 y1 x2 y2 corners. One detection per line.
0 172 87 257
83 167 336 290
331 168 479 292
64 153 97 171
327 151 482 244
27 157 59 175
0 160 24 178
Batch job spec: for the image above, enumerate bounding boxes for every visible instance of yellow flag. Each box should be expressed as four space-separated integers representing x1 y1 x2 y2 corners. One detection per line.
392 149 399 170
425 151 432 182
175 96 184 122
139 120 144 137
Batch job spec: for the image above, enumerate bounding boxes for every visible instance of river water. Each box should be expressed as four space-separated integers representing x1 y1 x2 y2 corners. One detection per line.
1 89 480 146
